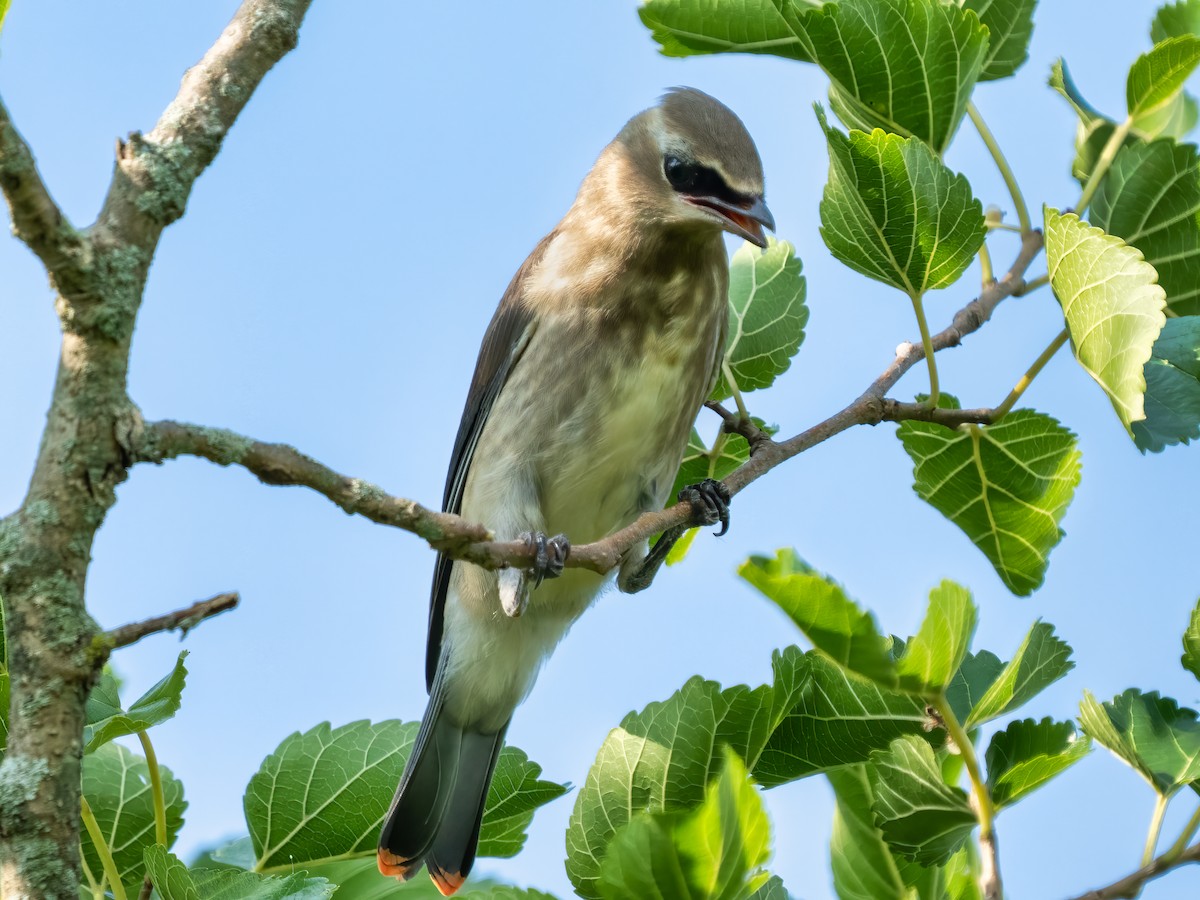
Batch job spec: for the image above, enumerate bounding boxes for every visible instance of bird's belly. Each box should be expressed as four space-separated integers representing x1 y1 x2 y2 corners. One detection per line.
540 350 699 544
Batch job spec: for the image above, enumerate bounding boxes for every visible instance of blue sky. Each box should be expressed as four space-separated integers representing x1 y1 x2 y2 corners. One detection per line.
2 1 1199 898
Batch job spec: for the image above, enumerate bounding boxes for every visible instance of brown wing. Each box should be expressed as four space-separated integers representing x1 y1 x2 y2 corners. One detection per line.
425 234 552 688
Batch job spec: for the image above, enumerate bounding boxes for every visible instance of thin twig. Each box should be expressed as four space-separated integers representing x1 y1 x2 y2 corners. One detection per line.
1068 841 1200 899
134 229 1044 579
105 592 239 650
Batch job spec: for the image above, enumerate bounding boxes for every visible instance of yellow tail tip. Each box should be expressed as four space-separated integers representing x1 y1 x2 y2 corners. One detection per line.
376 848 415 879
429 868 465 896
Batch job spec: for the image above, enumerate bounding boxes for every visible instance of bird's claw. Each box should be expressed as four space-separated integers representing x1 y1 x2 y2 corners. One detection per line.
678 479 732 536
520 531 571 588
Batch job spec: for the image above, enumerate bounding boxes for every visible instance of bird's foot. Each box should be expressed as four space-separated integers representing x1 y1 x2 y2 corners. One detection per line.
521 531 571 586
677 478 732 536
499 532 570 618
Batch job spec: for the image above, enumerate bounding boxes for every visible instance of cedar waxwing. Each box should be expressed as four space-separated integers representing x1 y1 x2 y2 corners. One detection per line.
378 87 774 895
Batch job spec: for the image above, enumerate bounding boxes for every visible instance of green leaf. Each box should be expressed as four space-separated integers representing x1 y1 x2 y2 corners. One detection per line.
0 0 9 35
476 745 570 859
817 109 986 297
1183 597 1200 682
638 0 822 62
149 846 334 900
1089 139 1200 316
565 647 928 898
985 718 1090 808
966 622 1073 728
710 238 808 401
744 552 979 696
1080 689 1200 795
1135 89 1200 140
1134 316 1200 450
944 651 1004 726
828 766 909 900
1128 36 1200 120
896 397 1081 597
84 651 189 754
803 0 989 153
895 581 977 695
868 736 975 867
245 721 566 870
750 876 790 900
597 747 770 900
740 549 896 686
297 858 553 899
1045 207 1168 435
1154 0 1200 42
1049 59 1105 125
755 651 934 786
960 0 1037 81
81 743 186 897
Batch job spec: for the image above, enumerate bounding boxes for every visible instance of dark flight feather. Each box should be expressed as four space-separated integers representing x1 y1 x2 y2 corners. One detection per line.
424 234 553 688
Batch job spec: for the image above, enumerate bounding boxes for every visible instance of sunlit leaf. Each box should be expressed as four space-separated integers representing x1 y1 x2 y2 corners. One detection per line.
985 718 1090 808
1045 207 1167 435
596 748 771 900
828 766 909 900
565 647 927 898
1127 36 1200 120
966 622 1074 728
740 549 895 685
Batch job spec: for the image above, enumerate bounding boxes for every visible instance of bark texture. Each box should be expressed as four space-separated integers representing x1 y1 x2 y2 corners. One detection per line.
0 2 312 896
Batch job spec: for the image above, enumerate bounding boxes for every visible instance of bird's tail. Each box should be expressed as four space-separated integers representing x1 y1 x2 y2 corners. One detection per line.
377 673 508 897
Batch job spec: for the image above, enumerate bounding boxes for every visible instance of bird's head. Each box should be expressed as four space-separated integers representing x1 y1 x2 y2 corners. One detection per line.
612 87 774 248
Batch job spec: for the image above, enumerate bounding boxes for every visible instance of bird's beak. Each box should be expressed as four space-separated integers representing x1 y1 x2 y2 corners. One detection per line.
685 194 776 248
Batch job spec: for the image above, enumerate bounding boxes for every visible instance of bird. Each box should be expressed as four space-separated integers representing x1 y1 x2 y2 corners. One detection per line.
377 87 774 896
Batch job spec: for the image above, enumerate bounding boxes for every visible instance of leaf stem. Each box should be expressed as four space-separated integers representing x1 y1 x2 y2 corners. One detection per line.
722 361 751 422
979 240 994 287
991 328 1070 422
81 797 128 900
910 292 940 408
1145 793 1171 865
968 101 1032 234
138 730 168 847
1166 802 1200 861
1077 116 1134 215
935 693 1002 899
1023 273 1049 293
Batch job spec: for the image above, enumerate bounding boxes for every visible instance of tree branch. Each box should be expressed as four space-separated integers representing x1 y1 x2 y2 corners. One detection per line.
0 93 86 285
1068 841 1200 899
104 592 240 651
134 229 1044 579
95 0 313 248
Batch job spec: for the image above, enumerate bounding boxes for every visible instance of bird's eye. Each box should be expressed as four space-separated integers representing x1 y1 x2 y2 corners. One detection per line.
664 155 699 191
